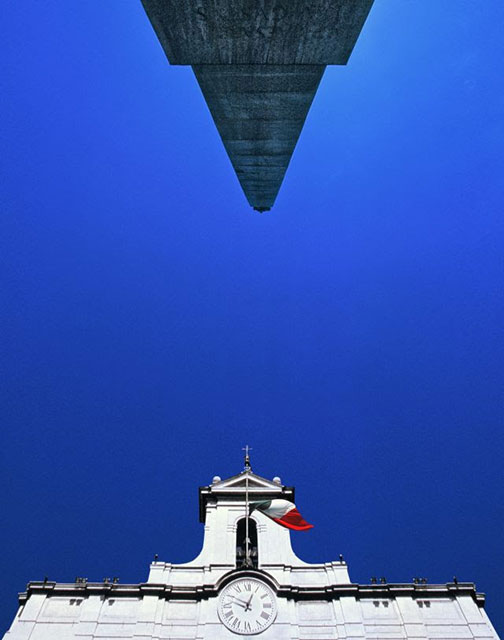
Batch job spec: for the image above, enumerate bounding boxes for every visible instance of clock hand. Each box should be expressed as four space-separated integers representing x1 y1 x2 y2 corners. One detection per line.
227 595 248 608
244 593 253 611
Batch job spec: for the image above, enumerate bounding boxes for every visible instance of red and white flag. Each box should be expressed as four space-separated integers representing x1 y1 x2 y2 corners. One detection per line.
250 499 313 531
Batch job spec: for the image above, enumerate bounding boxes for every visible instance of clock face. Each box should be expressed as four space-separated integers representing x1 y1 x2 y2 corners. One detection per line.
218 577 277 635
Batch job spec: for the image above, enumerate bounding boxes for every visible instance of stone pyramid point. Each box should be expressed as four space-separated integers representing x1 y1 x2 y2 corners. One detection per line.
141 0 375 211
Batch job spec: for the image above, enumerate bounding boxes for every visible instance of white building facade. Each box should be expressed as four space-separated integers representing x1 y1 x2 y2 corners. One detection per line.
3 469 500 639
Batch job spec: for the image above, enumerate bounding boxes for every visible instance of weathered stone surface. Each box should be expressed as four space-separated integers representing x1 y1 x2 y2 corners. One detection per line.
193 65 324 210
141 0 374 65
140 0 375 209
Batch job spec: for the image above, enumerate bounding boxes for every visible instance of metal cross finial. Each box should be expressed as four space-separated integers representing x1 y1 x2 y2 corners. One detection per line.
242 445 252 471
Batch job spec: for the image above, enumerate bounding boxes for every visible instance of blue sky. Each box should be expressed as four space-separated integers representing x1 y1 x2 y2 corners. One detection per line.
1 0 503 635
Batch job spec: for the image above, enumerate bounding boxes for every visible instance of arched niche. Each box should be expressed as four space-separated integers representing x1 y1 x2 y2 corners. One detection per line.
235 517 258 568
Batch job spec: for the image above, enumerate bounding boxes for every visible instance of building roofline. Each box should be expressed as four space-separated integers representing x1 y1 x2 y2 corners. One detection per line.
18 580 486 608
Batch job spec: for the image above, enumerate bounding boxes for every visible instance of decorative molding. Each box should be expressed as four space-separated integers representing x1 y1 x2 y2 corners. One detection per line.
19 580 485 608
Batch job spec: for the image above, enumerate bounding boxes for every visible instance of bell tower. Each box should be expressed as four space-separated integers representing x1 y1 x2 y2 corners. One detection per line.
197 470 298 568
148 466 351 586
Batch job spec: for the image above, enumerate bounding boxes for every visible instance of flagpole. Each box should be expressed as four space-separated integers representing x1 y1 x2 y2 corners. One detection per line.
243 445 252 567
245 465 249 565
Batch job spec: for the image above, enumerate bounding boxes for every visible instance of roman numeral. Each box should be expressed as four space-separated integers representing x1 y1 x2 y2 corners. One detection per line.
260 593 267 599
264 602 272 609
260 611 270 620
244 582 252 591
224 610 233 619
244 621 251 632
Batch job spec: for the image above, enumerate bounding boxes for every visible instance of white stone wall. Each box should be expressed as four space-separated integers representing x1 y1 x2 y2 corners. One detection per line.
147 492 351 587
4 591 500 640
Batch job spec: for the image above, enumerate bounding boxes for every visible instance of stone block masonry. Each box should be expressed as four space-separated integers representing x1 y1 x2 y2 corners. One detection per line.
141 0 374 210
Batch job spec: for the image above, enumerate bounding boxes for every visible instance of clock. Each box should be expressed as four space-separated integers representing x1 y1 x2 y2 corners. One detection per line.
217 577 277 635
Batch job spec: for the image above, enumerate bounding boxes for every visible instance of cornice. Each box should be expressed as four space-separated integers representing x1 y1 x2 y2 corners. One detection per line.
19 580 485 608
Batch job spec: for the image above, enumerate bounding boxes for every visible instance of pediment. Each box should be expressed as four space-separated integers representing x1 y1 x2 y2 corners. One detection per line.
199 470 295 522
212 471 283 493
